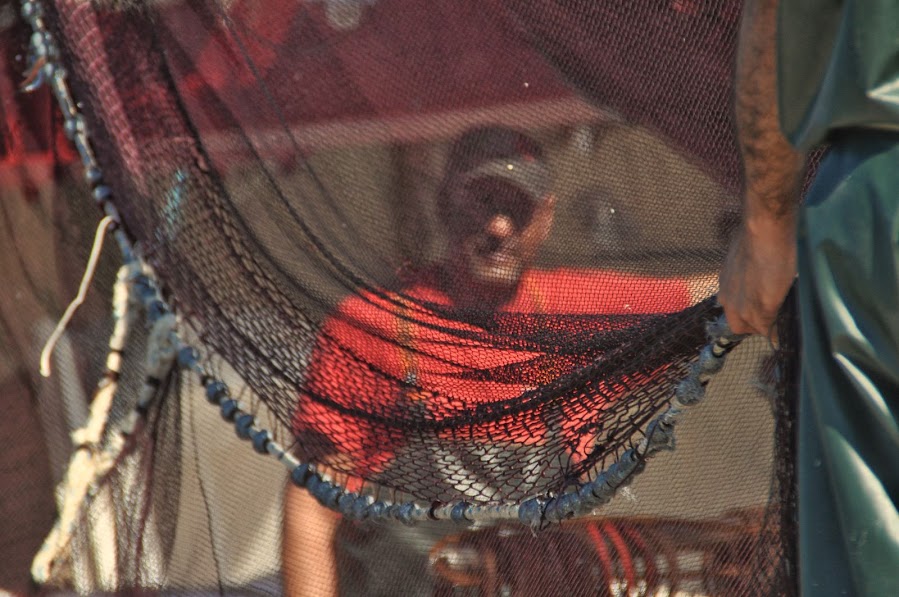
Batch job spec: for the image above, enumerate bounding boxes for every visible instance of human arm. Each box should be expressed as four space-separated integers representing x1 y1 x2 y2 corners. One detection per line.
718 0 805 337
282 481 341 597
281 300 399 597
281 319 346 597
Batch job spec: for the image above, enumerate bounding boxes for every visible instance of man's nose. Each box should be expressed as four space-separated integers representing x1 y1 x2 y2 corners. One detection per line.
486 214 516 239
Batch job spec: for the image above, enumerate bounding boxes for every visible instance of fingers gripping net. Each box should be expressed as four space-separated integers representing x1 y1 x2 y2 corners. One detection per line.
12 0 798 594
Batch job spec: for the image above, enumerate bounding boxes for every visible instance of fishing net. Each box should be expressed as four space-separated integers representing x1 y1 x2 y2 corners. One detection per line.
2 0 800 595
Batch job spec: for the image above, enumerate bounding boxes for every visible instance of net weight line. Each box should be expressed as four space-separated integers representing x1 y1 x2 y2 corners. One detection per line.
19 0 744 557
87 264 743 528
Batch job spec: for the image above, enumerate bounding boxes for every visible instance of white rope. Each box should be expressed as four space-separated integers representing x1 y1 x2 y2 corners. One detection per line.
31 264 134 585
40 215 115 378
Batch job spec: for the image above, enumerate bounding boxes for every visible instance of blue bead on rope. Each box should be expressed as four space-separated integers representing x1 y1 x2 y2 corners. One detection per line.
305 473 321 495
219 398 239 422
451 501 471 525
353 495 373 520
234 413 255 440
313 482 342 509
675 375 705 405
518 496 546 530
290 463 311 487
398 502 418 526
251 429 271 454
643 418 676 454
205 380 228 405
177 346 200 371
545 491 581 522
338 493 356 517
368 501 388 522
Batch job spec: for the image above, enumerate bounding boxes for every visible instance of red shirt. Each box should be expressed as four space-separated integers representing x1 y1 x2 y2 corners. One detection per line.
295 268 692 486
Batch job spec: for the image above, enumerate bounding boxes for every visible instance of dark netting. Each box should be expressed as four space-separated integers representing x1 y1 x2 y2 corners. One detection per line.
2 0 799 595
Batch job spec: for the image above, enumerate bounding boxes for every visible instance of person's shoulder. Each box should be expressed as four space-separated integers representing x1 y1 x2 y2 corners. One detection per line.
328 272 451 323
525 268 692 313
531 266 695 285
527 267 681 291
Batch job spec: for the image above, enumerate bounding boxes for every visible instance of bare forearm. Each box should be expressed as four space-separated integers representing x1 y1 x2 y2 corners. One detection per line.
283 484 340 597
719 0 804 336
735 0 803 223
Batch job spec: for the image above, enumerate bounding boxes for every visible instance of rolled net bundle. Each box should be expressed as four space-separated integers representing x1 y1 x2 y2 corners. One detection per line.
7 0 799 595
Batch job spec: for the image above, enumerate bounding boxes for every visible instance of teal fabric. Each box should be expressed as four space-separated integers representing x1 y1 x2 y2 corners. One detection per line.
797 130 899 596
778 0 899 150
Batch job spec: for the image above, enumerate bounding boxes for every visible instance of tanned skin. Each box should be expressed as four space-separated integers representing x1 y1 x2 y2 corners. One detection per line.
283 483 340 597
718 0 805 338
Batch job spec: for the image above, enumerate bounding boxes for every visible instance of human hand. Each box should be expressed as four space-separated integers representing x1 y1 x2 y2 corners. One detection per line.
718 214 797 339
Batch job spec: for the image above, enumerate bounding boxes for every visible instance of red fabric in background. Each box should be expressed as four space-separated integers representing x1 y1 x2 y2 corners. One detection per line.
164 0 575 131
0 17 75 594
1 21 76 179
37 0 741 190
158 0 741 188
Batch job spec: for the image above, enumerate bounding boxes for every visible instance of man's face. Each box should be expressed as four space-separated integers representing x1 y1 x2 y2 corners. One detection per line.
451 178 553 294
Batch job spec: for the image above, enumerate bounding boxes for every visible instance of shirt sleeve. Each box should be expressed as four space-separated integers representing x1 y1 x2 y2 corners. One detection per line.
292 296 402 483
532 268 695 314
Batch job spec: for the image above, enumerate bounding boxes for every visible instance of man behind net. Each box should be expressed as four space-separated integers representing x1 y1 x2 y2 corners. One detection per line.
283 126 693 596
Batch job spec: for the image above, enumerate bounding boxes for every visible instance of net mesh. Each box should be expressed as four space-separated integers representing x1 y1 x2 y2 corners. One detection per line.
1 0 799 595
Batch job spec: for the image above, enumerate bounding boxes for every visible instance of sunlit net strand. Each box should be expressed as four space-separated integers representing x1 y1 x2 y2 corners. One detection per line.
19 0 744 530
